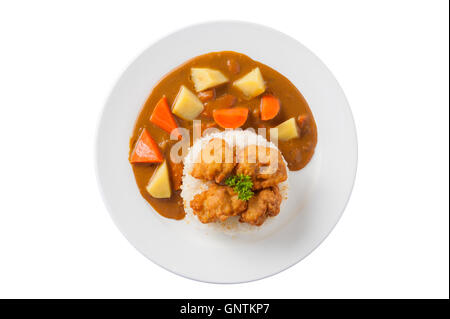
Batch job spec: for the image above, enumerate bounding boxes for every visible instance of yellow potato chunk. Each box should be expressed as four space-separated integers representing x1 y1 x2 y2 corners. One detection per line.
191 68 229 92
172 85 204 120
270 118 300 141
232 67 266 99
146 160 172 199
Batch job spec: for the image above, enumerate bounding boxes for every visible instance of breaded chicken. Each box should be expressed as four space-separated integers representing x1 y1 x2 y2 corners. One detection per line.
191 138 235 183
190 184 248 223
236 145 287 190
239 186 282 226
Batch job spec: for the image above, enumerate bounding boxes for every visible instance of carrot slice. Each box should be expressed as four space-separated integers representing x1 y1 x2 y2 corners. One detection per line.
260 94 280 120
213 107 249 129
149 96 182 139
129 129 164 163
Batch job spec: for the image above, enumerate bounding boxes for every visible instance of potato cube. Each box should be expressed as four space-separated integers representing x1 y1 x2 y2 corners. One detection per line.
232 67 265 99
191 68 229 92
270 117 299 141
146 160 171 199
172 85 204 120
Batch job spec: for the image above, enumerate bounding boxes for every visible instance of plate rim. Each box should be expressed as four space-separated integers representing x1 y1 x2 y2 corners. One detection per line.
95 20 358 284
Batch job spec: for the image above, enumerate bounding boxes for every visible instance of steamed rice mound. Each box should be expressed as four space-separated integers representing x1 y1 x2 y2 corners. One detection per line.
180 129 289 234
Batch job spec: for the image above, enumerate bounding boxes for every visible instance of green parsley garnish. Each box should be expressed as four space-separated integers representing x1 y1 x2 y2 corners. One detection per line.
225 174 254 201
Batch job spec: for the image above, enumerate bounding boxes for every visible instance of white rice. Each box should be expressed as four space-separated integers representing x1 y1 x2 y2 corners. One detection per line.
180 129 289 235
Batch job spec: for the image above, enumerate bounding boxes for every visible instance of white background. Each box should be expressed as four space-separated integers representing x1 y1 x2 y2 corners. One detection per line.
0 0 448 299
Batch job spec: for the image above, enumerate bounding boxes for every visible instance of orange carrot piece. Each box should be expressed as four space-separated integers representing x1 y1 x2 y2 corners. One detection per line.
260 94 280 120
129 129 164 163
150 96 182 139
213 108 249 129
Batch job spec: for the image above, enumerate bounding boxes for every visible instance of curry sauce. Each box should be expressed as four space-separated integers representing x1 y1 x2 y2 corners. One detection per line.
129 51 317 220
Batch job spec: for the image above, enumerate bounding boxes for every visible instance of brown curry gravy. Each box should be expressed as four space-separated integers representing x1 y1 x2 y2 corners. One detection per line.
130 51 317 220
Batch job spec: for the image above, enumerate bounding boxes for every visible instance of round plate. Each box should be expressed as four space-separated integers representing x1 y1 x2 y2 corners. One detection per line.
96 21 357 283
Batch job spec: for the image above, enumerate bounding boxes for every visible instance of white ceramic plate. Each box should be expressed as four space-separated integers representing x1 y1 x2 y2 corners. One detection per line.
95 21 357 283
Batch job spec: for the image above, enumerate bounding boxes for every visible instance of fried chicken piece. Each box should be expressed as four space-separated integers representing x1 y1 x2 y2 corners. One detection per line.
236 145 287 190
190 184 248 223
240 186 282 226
191 138 235 183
